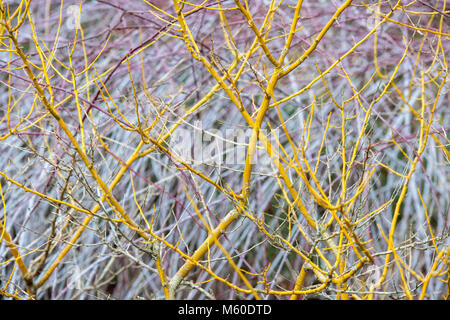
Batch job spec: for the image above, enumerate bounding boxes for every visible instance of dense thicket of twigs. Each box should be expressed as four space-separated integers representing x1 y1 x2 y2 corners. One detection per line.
0 0 449 300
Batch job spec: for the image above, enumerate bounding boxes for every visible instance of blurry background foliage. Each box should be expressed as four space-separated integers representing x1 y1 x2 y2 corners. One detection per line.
0 0 449 300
